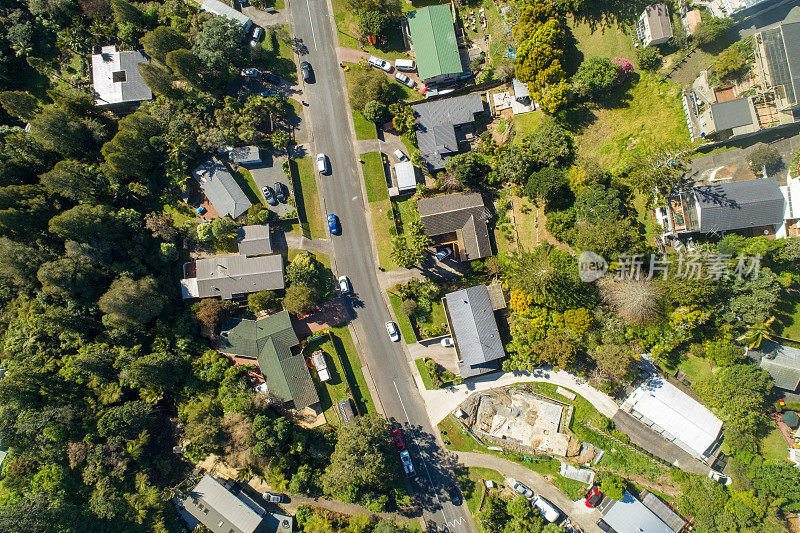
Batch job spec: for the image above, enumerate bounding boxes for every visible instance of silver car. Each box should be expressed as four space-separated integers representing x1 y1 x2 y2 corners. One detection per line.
513 481 533 499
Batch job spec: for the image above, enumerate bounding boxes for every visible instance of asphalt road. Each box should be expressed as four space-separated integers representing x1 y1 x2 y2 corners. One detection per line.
287 0 476 531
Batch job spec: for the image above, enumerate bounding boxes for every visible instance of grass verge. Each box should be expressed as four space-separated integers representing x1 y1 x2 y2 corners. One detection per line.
361 151 388 203
290 157 324 239
258 25 297 82
388 292 416 343
369 200 397 270
330 324 375 415
415 358 434 390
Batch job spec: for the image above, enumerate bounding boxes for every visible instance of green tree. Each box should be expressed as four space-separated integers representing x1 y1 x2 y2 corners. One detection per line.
693 17 734 48
194 16 244 70
101 111 162 184
39 160 107 202
572 56 619 98
626 140 690 195
29 107 92 158
37 257 106 302
248 290 277 314
48 204 121 242
97 400 153 439
358 10 390 37
727 267 782 325
445 152 489 188
194 298 235 337
98 276 166 326
362 99 387 123
390 221 430 268
504 245 593 311
748 143 782 174
506 495 544 533
521 119 574 168
600 474 627 500
479 495 510 533
349 70 393 112
592 343 636 383
282 283 318 315
286 252 325 287
0 91 39 121
111 0 142 26
635 46 661 71
140 26 189 63
0 237 46 292
137 62 175 96
524 167 568 208
165 48 205 89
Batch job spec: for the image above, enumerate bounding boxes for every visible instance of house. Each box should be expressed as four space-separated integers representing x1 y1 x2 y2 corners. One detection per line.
621 376 723 464
411 93 485 171
229 146 262 166
237 225 272 257
200 0 253 32
754 22 800 114
755 340 800 391
393 161 418 194
406 4 465 86
176 474 292 533
636 4 673 47
90 45 152 110
417 191 492 261
512 78 530 104
180 254 284 300
656 178 786 239
684 9 702 35
219 311 320 411
442 285 504 378
193 158 252 219
598 491 682 533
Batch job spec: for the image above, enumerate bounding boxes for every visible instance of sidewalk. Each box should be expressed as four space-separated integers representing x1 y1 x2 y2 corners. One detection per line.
454 451 604 533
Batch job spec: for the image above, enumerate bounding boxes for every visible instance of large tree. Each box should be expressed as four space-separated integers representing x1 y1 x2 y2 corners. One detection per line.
444 152 490 188
140 26 189 63
572 56 619 98
98 276 166 326
193 16 245 70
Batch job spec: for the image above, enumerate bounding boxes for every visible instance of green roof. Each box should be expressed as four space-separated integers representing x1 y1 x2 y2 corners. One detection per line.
219 311 319 410
407 5 462 80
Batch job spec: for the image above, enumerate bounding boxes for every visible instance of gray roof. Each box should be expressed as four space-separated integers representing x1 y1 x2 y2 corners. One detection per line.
694 178 785 233
758 340 800 390
512 78 529 98
443 285 504 378
641 492 687 533
194 254 284 299
418 192 492 260
337 399 356 424
237 225 272 257
230 146 261 165
758 22 800 107
182 475 265 533
710 97 755 131
642 4 673 42
201 0 252 27
600 491 674 533
91 46 153 106
412 93 485 170
193 159 252 219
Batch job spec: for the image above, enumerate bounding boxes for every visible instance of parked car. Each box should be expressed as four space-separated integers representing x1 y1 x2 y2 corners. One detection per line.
435 247 452 261
317 153 330 174
385 321 400 342
250 26 264 47
263 492 286 503
391 429 406 450
262 186 278 206
241 68 259 77
399 450 415 476
274 182 287 203
368 55 392 72
338 275 351 294
440 337 454 348
300 61 313 82
393 149 408 162
449 484 461 506
533 496 561 523
512 481 533 499
394 59 415 71
394 71 415 88
327 214 341 235
585 487 603 508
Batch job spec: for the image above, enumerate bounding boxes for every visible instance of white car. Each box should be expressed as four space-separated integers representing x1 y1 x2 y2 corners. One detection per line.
338 275 350 294
386 321 400 342
368 55 393 72
708 470 732 485
394 71 414 88
393 149 408 162
512 481 533 499
399 450 415 476
532 496 561 523
250 26 264 47
317 153 329 174
440 337 453 347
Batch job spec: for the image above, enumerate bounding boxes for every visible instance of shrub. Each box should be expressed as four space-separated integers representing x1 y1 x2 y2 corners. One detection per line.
693 17 734 48
611 429 630 443
400 298 418 317
636 46 661 71
748 143 782 174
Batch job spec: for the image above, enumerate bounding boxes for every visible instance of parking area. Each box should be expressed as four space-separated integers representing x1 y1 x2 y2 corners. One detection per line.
244 153 295 218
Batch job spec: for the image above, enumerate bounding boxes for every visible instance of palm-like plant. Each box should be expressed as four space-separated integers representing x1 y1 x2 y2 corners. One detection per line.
737 316 776 349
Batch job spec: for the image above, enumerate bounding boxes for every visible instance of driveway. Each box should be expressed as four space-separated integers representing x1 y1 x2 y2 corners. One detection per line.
454 451 604 533
245 153 295 218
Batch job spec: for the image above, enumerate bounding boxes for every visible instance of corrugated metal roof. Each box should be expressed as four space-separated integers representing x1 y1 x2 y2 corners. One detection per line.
230 146 261 165
193 159 252 219
695 178 785 233
412 93 484 170
444 285 504 378
512 78 529 98
407 5 462 80
194 254 284 299
601 491 675 533
418 192 492 260
758 340 800 390
759 22 800 107
395 161 417 191
237 224 272 257
710 97 755 131
641 492 687 532
183 475 264 533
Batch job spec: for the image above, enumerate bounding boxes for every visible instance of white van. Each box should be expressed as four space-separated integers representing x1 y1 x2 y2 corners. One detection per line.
317 153 329 174
394 59 416 71
533 497 561 523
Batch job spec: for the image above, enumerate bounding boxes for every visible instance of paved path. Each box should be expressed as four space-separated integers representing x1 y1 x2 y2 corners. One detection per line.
419 369 620 425
454 452 604 533
282 233 331 254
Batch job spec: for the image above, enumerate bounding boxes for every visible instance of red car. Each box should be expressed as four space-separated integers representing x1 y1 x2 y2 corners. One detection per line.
585 487 603 508
391 429 406 451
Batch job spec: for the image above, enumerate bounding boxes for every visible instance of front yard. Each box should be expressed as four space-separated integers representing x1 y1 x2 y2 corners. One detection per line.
290 157 324 239
257 25 297 82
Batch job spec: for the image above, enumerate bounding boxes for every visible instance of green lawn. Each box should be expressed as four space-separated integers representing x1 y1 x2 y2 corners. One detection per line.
512 111 544 140
258 25 297 82
235 168 264 206
161 200 196 227
290 157 324 239
774 295 800 341
455 466 504 522
332 0 411 59
676 355 713 388
760 427 789 461
570 18 637 60
330 325 375 415
388 292 416 343
458 0 511 68
438 415 483 453
370 200 397 270
393 197 419 232
342 65 380 139
361 151 388 203
415 358 435 389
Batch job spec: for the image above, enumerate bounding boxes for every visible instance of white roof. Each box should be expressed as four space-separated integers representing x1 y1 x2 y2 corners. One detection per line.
626 376 722 458
91 45 152 106
201 0 251 26
311 352 328 371
395 161 417 191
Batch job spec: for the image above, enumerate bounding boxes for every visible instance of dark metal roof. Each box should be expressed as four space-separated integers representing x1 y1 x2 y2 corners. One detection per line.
194 254 284 299
417 192 492 260
694 178 785 233
237 224 272 257
182 475 265 533
641 492 687 533
710 97 755 131
601 492 674 533
642 4 673 42
443 285 504 378
759 22 800 107
193 159 252 219
412 93 485 170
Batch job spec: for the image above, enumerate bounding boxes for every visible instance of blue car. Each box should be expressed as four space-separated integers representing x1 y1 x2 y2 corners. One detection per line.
328 214 341 235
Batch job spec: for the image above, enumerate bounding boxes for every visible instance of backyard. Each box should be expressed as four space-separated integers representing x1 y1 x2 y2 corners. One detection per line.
290 157 324 239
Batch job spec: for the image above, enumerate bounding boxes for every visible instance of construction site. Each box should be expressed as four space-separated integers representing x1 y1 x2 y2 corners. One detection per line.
458 386 581 457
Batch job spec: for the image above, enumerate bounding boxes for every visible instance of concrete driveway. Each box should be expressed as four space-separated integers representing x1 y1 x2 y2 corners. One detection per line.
244 153 295 218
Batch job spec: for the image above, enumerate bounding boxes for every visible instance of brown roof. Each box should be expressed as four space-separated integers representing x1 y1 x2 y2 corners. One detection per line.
417 192 492 260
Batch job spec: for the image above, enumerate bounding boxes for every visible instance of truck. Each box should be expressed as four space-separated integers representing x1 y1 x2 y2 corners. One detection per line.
311 351 331 382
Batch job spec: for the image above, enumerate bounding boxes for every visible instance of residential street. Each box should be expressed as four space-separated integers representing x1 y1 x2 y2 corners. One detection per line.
286 0 476 530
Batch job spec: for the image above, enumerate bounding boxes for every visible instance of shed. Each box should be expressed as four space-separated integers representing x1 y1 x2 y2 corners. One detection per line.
395 161 417 192
512 78 530 100
758 341 800 391
337 399 356 425
784 411 800 429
